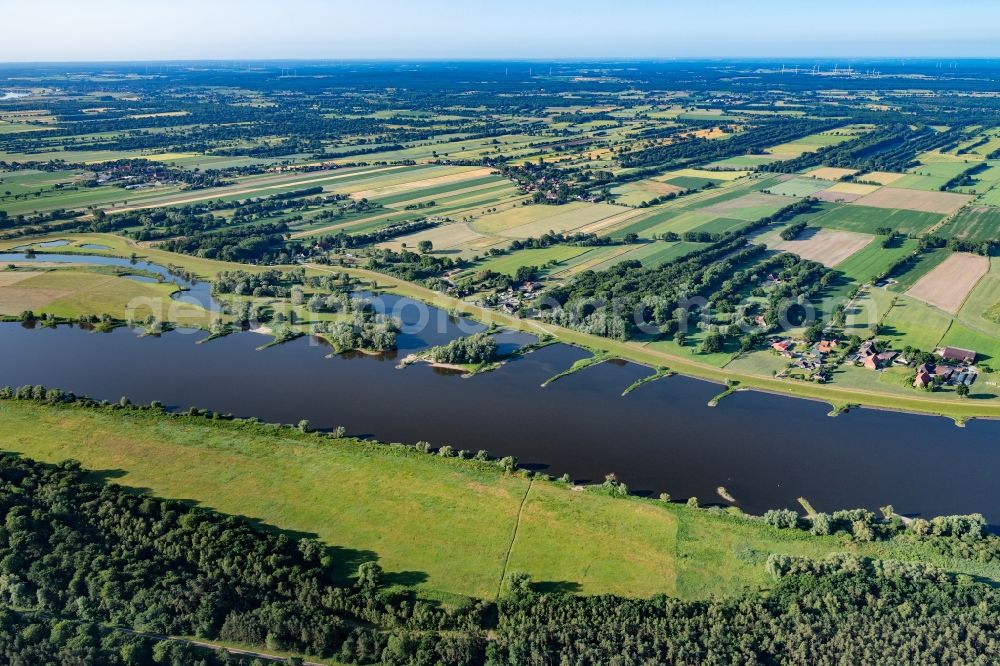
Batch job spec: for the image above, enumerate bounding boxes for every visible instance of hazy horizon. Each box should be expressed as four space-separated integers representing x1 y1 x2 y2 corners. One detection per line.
3 0 999 62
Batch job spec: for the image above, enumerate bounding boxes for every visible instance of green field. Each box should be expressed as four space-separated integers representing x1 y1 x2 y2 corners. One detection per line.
908 160 974 179
689 216 749 235
464 245 591 277
0 267 213 327
887 248 953 292
835 239 918 283
664 175 719 190
957 258 1000 334
842 286 896 338
938 321 1000 364
941 206 1000 243
890 173 953 192
810 204 943 235
588 240 701 269
706 155 777 169
880 296 953 351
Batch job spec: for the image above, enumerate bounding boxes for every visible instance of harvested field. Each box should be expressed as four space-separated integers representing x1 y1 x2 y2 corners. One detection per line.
853 187 972 215
698 192 786 218
813 189 864 203
804 166 858 180
773 228 873 267
0 286 70 313
862 171 907 186
827 182 881 196
349 167 495 200
377 222 486 253
610 179 683 206
472 202 623 238
575 207 648 235
0 271 43 287
503 204 623 238
906 252 990 314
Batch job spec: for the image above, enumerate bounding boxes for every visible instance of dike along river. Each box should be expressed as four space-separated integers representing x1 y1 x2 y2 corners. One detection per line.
3 312 1000 523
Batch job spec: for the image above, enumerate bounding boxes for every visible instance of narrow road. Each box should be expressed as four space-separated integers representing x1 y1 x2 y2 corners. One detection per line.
114 626 327 665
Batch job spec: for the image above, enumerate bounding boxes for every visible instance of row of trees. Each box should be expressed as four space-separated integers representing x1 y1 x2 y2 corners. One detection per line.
618 118 839 169
0 608 259 666
539 199 822 340
761 123 964 174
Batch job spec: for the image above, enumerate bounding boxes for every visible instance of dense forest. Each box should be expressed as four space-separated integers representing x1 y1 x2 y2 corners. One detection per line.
1 445 1000 665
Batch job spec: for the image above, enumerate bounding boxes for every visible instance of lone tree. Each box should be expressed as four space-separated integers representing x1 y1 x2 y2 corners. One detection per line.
417 240 433 254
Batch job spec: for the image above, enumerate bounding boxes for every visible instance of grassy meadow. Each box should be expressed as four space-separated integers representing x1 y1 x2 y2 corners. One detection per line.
4 400 1000 606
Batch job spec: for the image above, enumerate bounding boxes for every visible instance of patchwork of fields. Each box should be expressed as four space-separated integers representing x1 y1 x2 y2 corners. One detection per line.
1 73 998 422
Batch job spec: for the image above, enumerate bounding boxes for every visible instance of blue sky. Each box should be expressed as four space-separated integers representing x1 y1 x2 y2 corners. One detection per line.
3 0 999 62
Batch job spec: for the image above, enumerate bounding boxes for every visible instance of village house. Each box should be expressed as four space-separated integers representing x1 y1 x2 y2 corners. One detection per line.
936 346 977 365
771 339 792 353
852 339 897 370
875 350 898 367
914 369 933 389
913 361 977 389
913 369 934 388
932 364 955 381
815 339 839 355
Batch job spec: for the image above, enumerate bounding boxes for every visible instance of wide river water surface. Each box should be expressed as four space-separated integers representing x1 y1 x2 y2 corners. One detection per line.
2 317 999 523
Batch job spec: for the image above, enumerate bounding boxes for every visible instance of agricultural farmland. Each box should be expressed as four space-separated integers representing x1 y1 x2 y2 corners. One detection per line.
2 56 1000 666
773 228 873 267
808 204 943 234
853 187 973 215
906 252 990 314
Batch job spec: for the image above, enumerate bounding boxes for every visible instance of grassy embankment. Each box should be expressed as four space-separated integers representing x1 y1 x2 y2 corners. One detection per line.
2 400 999 608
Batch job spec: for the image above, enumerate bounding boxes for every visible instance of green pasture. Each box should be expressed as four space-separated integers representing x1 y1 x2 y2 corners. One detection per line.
811 205 942 235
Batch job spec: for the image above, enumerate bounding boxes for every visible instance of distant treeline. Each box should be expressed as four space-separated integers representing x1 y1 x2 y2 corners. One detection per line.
760 124 964 173
618 118 839 169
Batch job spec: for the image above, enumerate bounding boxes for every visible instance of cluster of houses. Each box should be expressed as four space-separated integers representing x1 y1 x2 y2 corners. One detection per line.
852 339 899 370
770 335 980 391
496 281 540 314
913 347 979 389
770 337 839 382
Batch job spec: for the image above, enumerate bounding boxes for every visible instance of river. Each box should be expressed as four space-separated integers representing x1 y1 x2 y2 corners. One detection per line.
2 318 999 523
3 249 999 521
